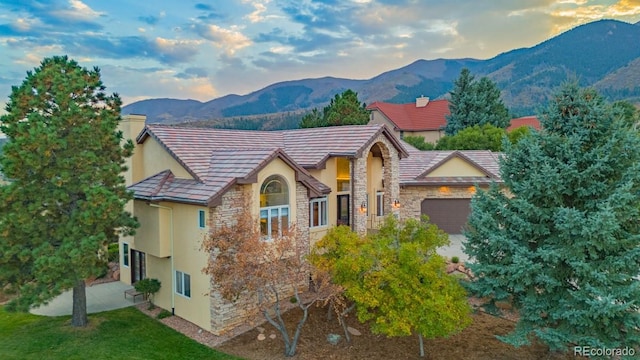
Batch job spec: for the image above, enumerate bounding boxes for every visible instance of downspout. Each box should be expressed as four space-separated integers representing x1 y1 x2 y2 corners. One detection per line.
350 157 355 233
149 203 175 315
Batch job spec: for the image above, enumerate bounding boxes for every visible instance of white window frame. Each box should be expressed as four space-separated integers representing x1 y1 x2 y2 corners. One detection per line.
376 192 384 217
198 209 206 229
260 205 289 239
175 270 191 298
310 197 328 228
122 242 129 268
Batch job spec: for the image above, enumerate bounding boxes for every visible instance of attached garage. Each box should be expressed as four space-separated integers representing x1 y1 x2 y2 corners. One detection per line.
421 198 471 234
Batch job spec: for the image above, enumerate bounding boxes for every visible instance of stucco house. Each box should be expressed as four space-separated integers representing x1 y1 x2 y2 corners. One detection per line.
117 114 408 336
398 143 502 233
367 96 450 142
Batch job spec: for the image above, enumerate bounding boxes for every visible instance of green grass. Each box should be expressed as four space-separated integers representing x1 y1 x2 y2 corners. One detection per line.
0 306 241 360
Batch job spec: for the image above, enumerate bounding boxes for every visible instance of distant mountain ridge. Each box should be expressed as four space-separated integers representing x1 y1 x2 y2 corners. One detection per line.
123 19 640 127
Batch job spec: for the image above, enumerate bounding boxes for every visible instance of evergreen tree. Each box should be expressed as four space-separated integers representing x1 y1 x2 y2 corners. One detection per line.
445 68 510 135
300 89 368 128
0 56 137 327
464 82 640 351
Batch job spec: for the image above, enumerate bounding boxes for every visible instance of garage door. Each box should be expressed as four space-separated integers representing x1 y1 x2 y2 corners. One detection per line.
421 199 471 234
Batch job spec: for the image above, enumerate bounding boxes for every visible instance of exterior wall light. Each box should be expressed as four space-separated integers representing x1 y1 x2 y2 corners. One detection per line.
360 201 367 213
392 199 400 209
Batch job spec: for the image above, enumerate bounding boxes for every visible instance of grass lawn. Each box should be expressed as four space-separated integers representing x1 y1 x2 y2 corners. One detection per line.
0 306 240 360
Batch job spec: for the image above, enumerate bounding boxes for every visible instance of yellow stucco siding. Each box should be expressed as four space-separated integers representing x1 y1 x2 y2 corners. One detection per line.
427 157 486 177
131 201 171 258
251 157 299 226
141 137 193 180
404 130 444 144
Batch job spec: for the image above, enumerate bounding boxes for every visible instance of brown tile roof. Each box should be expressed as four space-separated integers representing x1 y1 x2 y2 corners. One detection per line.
131 124 407 205
508 116 541 132
367 99 450 131
399 141 502 186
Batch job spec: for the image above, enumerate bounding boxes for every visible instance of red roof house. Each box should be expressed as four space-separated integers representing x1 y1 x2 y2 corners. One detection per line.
367 96 450 143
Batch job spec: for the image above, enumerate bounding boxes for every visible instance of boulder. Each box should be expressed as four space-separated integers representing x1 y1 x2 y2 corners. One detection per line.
257 333 266 341
347 326 362 336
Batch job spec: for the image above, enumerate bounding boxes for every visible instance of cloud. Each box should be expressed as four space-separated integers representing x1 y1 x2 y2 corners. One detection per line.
176 67 209 79
138 15 159 25
193 24 252 55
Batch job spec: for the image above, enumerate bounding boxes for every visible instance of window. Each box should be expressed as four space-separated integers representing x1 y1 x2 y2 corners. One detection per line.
260 175 289 238
336 158 351 192
310 197 328 228
198 209 206 228
376 192 384 216
175 270 191 298
122 243 129 267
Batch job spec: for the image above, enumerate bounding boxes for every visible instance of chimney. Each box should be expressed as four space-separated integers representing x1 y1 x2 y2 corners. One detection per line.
119 114 146 186
416 95 429 108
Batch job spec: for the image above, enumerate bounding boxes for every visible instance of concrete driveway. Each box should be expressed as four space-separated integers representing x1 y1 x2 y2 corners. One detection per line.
30 281 138 316
437 234 469 263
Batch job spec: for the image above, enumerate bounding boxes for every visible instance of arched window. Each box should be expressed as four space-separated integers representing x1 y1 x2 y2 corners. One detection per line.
260 175 289 238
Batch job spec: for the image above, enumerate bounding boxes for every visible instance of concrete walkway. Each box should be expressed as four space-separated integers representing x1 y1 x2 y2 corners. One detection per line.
437 234 470 263
30 281 138 316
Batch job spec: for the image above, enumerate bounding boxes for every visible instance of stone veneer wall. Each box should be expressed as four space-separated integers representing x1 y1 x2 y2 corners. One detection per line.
352 133 401 235
399 185 486 220
207 182 311 337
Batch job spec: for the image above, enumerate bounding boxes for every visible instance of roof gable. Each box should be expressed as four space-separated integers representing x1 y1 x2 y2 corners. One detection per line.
423 155 488 178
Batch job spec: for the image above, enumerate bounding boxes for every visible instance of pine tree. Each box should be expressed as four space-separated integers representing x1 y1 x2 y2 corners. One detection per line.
464 82 640 351
445 68 510 135
0 56 137 327
300 89 368 128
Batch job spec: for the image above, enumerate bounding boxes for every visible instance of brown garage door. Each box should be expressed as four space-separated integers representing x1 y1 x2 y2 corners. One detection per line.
421 199 471 234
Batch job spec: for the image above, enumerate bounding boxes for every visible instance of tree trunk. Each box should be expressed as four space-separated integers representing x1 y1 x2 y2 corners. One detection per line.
71 279 88 327
418 333 425 357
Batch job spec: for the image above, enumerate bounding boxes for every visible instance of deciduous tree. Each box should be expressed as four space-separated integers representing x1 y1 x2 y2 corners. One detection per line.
311 218 472 357
445 68 510 135
464 82 640 351
0 56 137 327
202 210 340 357
300 89 369 128
436 124 506 151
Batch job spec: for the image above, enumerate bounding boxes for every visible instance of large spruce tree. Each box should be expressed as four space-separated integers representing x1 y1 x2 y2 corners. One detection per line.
0 56 137 326
445 68 510 135
464 82 640 351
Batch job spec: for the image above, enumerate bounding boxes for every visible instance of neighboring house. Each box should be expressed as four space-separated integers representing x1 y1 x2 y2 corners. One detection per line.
368 98 541 141
117 115 408 336
507 116 541 132
367 96 450 142
398 142 503 234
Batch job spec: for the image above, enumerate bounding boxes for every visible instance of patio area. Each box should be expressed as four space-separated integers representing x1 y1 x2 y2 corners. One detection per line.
30 281 139 316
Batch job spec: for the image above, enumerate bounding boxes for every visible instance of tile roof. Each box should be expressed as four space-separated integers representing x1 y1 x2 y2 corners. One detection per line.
399 141 502 186
367 99 450 131
131 124 407 205
508 116 541 132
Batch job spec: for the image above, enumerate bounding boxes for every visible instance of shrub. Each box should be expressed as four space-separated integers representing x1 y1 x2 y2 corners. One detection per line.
107 243 119 263
134 278 161 309
451 256 460 264
157 309 172 319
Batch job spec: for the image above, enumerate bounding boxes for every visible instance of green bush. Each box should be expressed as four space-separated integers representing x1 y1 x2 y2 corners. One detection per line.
451 256 460 264
107 243 119 263
157 309 172 319
134 278 162 309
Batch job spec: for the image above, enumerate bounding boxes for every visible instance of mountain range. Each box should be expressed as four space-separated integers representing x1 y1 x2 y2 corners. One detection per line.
122 19 640 129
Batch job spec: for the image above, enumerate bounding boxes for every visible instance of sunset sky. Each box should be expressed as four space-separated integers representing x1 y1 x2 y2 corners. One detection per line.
1 0 639 111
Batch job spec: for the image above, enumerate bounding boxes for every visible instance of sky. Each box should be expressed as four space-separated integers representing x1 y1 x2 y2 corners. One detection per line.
1 0 640 112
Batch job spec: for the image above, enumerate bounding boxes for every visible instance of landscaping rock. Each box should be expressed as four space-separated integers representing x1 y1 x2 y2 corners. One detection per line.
257 333 266 341
446 263 458 274
327 333 341 345
112 269 120 280
347 326 362 336
256 326 265 333
269 334 276 339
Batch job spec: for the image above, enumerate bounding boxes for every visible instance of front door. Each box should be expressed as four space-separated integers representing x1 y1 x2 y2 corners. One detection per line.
337 194 350 226
131 250 146 283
